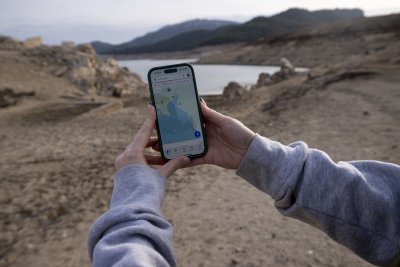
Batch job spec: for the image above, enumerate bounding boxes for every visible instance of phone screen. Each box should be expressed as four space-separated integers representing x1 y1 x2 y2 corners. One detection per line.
148 64 207 160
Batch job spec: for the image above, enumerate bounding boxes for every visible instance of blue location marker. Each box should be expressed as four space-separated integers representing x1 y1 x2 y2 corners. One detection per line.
194 131 201 138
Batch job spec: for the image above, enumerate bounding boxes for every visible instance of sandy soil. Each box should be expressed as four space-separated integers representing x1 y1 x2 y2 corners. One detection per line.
1 47 399 267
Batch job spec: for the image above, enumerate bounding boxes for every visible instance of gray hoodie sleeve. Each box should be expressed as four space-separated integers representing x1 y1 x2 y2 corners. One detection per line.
88 164 175 267
237 134 400 267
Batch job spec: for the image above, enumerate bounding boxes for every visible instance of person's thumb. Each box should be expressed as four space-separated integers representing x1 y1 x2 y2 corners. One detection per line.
158 156 191 177
200 99 226 124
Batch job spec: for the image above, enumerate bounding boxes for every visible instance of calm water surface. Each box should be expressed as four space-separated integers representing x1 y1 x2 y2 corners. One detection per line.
118 59 303 95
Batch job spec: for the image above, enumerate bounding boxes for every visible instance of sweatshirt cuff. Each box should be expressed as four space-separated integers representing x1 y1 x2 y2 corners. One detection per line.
111 164 167 209
88 164 168 260
236 134 308 201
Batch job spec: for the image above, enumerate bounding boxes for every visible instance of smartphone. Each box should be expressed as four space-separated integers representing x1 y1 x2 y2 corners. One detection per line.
147 63 207 160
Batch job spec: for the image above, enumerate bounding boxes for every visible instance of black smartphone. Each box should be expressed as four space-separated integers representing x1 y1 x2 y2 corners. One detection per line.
147 63 207 160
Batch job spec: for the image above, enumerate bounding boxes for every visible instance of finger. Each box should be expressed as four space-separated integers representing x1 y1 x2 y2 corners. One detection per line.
146 136 159 148
182 156 207 168
159 156 191 177
200 97 207 106
132 104 156 149
145 154 165 165
200 100 227 124
152 142 160 152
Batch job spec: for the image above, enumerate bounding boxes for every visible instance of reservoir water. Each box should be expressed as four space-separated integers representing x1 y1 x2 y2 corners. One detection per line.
118 59 302 95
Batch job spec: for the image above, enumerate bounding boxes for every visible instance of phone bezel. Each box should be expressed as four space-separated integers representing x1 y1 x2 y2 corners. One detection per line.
147 63 208 161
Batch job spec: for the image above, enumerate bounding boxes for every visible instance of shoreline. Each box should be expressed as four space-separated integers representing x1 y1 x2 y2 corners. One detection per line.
117 59 297 96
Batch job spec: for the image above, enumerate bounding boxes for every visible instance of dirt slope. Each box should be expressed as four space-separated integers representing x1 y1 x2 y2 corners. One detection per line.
197 13 400 68
1 45 399 267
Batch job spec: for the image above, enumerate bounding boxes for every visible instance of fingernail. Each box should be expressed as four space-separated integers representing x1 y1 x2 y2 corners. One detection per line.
200 98 207 106
147 103 153 110
182 156 190 164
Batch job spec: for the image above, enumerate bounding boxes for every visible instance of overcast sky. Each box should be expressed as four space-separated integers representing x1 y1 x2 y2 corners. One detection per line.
1 0 400 45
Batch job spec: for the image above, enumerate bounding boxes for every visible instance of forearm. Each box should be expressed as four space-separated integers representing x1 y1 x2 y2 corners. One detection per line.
88 165 175 267
237 134 400 266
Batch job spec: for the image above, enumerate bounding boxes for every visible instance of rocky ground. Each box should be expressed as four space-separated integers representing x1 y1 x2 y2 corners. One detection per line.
0 35 399 267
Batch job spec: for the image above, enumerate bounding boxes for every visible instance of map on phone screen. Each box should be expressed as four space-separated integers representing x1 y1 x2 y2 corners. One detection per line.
150 66 205 158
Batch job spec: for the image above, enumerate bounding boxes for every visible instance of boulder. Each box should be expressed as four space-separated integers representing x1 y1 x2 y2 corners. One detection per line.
23 37 42 48
280 57 295 73
256 73 273 87
254 58 296 88
67 66 97 94
97 58 119 76
277 57 295 79
78 43 96 55
222 82 246 100
61 41 75 48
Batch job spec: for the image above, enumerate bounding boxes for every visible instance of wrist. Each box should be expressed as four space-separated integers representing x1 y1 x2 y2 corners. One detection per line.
112 164 167 209
234 132 256 169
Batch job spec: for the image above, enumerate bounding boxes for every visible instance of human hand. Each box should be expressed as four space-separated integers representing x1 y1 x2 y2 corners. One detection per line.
114 104 191 177
186 99 255 169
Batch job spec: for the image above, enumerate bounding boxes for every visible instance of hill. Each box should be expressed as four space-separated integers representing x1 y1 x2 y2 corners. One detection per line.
90 41 115 54
106 8 363 54
201 8 364 45
93 19 236 54
198 13 400 67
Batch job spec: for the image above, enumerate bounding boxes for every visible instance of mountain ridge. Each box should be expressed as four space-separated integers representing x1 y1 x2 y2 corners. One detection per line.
93 19 236 54
199 8 364 45
99 8 363 55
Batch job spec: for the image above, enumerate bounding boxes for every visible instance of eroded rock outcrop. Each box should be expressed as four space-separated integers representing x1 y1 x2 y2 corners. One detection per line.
256 57 297 88
24 37 43 48
222 81 246 100
0 36 42 50
22 43 146 98
256 73 273 87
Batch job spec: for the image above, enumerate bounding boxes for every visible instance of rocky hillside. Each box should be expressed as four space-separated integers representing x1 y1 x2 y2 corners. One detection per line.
200 8 364 46
23 44 146 98
198 13 400 68
0 36 146 106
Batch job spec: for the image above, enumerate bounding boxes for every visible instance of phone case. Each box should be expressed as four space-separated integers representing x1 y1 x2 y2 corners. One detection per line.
147 63 208 161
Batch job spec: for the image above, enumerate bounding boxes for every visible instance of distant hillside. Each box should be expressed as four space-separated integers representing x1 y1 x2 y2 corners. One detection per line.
201 8 364 45
93 19 236 54
118 29 213 53
260 12 400 42
106 8 363 55
197 13 400 67
90 41 115 54
122 19 237 48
